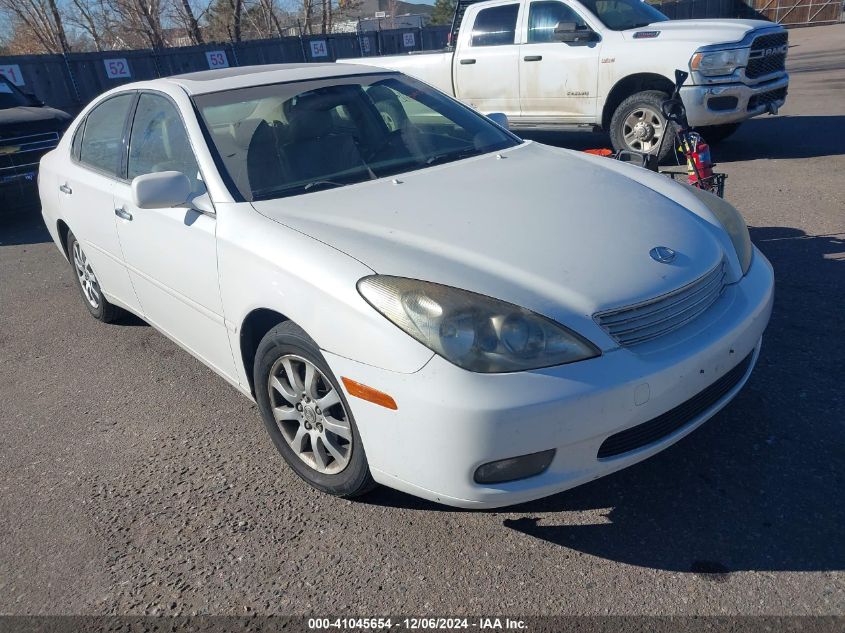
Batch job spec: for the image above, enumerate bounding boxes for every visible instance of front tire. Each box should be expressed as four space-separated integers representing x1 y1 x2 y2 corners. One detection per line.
254 321 376 498
66 230 122 323
609 90 676 163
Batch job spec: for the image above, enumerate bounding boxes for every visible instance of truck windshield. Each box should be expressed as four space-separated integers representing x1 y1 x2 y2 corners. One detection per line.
0 77 31 109
194 73 520 202
578 0 668 31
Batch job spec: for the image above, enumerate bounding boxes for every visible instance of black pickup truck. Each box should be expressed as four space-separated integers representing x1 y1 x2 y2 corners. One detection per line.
1 75 71 209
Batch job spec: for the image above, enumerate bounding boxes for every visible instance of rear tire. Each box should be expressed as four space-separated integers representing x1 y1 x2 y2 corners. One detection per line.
695 123 741 144
254 321 377 498
609 90 677 163
66 230 123 323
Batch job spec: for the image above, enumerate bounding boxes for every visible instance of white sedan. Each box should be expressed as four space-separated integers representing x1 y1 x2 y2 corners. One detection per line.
38 63 773 508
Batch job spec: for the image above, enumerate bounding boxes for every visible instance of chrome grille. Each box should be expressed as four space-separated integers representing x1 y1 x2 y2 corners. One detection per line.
595 261 727 347
746 31 788 79
0 131 60 176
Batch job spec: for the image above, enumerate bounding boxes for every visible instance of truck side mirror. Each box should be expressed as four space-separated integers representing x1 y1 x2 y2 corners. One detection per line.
553 22 596 43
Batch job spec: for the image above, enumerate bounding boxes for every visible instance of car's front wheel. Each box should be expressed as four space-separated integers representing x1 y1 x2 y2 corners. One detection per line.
66 230 122 323
254 321 376 498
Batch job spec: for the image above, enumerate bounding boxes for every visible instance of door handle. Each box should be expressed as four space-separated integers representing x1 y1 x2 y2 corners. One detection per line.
459 58 476 65
59 184 72 195
115 207 133 221
523 55 543 62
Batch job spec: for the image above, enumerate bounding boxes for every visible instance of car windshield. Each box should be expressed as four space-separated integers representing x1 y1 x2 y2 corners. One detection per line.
193 73 520 201
578 0 668 30
0 77 31 109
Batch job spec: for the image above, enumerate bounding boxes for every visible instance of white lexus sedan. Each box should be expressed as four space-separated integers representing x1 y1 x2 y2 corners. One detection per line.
38 63 773 508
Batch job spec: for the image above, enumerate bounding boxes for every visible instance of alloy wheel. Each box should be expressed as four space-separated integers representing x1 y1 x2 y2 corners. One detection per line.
622 106 665 153
268 355 353 475
72 240 101 309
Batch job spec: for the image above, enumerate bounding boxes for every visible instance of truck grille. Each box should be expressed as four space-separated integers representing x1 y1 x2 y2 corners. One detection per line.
746 31 788 79
0 131 60 183
594 261 727 347
597 351 754 459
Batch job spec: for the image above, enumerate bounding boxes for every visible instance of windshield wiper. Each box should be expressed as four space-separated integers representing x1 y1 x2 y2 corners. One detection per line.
424 148 482 167
303 180 344 192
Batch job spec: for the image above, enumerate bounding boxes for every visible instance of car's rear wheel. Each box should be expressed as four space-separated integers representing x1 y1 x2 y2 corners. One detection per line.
66 230 122 323
254 321 376 498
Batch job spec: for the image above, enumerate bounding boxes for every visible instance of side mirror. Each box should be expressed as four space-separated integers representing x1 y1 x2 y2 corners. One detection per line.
487 112 509 130
131 171 191 209
553 22 596 43
24 92 44 107
661 98 687 124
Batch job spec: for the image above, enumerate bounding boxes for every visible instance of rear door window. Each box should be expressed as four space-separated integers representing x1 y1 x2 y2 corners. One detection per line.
471 4 520 47
78 93 134 176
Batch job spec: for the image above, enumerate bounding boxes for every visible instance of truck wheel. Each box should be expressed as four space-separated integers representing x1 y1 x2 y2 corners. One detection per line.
695 123 741 144
609 90 676 162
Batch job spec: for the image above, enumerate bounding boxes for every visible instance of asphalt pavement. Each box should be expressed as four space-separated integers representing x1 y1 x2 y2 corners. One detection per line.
0 23 843 617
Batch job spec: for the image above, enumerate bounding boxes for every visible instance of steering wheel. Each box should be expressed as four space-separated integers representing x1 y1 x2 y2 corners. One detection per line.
363 129 406 162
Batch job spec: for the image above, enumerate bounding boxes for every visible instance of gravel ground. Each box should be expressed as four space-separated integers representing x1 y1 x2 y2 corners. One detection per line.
0 24 843 618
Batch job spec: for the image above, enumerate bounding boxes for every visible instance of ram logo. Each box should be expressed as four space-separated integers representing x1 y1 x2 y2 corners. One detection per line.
755 44 788 58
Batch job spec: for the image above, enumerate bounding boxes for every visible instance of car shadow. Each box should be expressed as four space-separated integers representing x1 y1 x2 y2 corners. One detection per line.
0 204 52 247
365 226 845 575
521 115 845 161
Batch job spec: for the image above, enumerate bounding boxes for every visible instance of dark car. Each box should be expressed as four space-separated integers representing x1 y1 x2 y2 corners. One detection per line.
1 75 71 209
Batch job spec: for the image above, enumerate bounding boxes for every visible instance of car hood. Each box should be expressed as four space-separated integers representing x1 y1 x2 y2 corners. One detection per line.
0 106 71 138
624 19 776 46
251 142 726 328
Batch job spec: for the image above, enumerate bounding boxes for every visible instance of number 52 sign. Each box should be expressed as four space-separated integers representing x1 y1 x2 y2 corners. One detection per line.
104 58 131 79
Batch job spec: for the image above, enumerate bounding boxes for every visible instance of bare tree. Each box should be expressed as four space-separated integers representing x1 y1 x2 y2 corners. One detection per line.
106 0 167 49
66 0 120 51
167 0 205 44
231 0 243 41
0 0 71 53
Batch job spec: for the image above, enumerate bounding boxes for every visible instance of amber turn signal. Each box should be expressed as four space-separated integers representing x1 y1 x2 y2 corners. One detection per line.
341 377 398 410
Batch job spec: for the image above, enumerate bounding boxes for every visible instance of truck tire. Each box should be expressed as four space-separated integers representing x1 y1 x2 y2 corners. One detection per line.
609 90 676 163
695 123 741 144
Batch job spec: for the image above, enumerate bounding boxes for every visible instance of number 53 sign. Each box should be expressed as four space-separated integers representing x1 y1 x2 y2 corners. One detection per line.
206 51 229 69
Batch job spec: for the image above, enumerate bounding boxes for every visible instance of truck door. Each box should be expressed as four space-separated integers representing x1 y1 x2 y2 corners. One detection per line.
518 0 600 119
454 1 522 117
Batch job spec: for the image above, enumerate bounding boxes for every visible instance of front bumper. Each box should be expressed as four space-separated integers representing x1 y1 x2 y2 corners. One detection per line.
328 249 774 508
681 75 789 127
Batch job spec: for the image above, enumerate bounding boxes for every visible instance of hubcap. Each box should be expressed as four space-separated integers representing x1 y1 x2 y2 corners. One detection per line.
72 241 101 309
622 106 665 153
268 355 352 475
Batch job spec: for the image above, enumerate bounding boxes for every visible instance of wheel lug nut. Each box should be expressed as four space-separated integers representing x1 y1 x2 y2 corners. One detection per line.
315 407 321 415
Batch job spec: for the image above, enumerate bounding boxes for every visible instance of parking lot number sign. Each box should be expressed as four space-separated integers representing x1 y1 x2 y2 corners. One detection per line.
206 51 229 69
310 40 328 58
0 64 25 86
104 59 131 79
403 32 416 48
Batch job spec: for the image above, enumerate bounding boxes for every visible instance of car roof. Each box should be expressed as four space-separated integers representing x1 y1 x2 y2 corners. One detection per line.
162 63 391 95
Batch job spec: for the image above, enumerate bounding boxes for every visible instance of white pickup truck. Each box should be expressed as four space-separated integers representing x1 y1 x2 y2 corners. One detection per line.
343 0 789 159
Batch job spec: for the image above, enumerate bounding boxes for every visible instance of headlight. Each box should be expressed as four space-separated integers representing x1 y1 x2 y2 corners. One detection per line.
690 48 748 77
357 276 600 373
686 185 753 275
